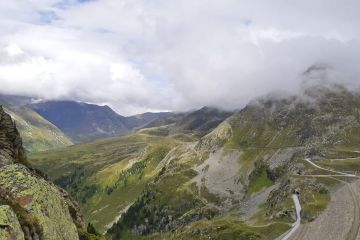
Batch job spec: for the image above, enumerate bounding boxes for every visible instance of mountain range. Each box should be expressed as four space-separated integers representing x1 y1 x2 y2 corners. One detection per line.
0 94 233 153
23 83 360 239
0 96 163 150
28 100 166 143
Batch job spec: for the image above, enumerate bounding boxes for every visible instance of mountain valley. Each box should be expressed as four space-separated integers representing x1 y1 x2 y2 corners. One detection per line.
1 2 358 239
0 95 178 151
25 83 360 239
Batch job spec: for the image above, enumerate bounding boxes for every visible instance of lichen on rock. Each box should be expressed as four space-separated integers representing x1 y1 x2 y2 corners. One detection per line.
0 106 90 240
0 205 25 240
0 164 79 240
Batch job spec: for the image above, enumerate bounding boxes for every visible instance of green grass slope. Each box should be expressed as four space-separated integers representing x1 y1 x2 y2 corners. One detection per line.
4 106 73 152
29 133 178 233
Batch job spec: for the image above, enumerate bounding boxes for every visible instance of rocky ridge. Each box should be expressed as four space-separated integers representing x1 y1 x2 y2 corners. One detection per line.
0 106 96 240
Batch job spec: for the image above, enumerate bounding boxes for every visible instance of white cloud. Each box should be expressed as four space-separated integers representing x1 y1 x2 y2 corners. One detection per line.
0 0 359 115
5 44 24 56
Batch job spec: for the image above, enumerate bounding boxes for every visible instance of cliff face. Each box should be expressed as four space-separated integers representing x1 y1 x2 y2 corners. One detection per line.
0 106 27 167
0 106 86 240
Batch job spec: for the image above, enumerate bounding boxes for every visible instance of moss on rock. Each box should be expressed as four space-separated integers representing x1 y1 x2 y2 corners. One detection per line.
0 164 79 240
0 205 25 240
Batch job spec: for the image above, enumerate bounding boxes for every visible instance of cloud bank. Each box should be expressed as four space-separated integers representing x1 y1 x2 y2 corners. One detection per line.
0 0 359 115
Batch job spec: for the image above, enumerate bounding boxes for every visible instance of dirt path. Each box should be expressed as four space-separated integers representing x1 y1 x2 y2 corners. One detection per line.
290 158 360 240
304 158 357 177
305 158 360 240
345 182 360 240
279 194 302 240
287 181 355 240
324 177 360 240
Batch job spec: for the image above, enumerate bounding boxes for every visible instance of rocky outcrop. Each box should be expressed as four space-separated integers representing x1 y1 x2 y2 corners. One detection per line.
0 106 26 167
195 121 232 152
0 164 79 239
0 106 89 240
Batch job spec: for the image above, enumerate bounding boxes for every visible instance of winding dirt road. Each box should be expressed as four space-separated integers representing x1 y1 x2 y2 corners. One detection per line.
280 158 360 240
304 158 357 177
295 158 360 240
346 183 360 240
280 194 302 240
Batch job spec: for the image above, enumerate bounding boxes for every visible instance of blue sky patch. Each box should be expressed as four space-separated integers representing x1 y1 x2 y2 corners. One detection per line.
38 11 59 24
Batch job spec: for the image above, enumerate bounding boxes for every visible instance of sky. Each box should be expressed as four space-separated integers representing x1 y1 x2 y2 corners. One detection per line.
0 0 359 115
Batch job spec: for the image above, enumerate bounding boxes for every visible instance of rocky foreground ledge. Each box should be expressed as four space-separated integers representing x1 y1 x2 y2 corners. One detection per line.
0 106 94 240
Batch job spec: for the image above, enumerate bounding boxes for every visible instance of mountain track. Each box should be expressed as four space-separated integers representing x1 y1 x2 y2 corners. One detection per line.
298 158 360 240
279 194 302 240
304 158 357 177
345 182 360 240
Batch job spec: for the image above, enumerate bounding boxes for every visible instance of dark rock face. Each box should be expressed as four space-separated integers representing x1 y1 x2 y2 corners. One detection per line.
171 107 233 136
124 112 173 129
141 107 233 137
0 106 26 167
